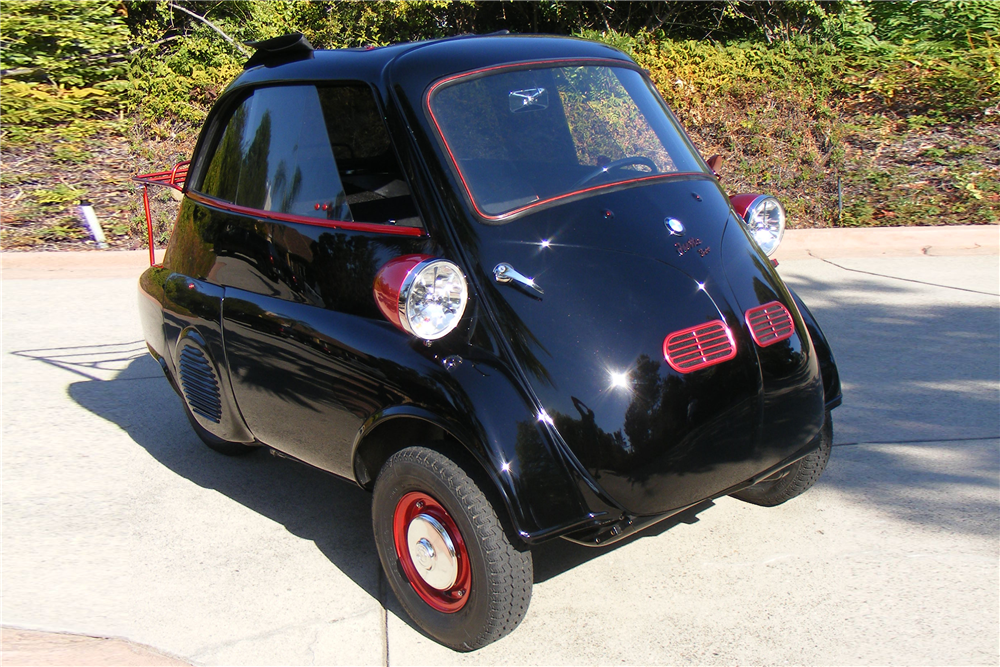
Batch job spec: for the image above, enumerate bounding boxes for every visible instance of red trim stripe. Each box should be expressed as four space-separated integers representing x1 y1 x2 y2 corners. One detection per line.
428 58 630 92
185 192 426 237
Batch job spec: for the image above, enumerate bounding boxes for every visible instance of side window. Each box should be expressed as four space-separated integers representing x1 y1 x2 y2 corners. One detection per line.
318 87 419 226
200 96 253 203
235 85 353 220
194 84 421 228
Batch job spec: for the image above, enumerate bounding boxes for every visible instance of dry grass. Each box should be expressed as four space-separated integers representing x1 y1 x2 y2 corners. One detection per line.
1 103 996 252
1 125 195 251
676 95 999 229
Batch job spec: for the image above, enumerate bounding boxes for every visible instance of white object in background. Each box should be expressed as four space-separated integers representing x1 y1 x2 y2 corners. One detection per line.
78 200 108 248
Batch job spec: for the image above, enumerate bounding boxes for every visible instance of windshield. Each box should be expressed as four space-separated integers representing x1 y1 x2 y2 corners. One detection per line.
428 64 705 221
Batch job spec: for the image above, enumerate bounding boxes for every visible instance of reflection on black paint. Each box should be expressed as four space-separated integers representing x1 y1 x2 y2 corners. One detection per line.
483 283 553 386
530 349 765 516
223 296 422 420
200 99 250 203
238 111 272 209
312 232 379 315
209 220 385 317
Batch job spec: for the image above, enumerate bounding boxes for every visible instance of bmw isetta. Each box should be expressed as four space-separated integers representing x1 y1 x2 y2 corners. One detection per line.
136 32 842 651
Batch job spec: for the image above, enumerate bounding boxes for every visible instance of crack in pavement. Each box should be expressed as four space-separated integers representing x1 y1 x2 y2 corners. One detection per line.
377 562 389 667
808 251 1000 296
187 610 378 663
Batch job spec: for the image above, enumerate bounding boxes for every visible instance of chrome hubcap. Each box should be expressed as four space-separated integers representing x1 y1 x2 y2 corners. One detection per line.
413 538 435 569
406 513 458 590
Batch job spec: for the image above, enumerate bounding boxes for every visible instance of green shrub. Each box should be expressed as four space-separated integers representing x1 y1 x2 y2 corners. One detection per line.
2 0 997 239
0 0 131 138
825 0 1000 119
0 0 132 86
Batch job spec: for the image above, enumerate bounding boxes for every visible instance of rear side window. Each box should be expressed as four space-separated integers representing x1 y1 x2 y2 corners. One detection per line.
196 84 421 228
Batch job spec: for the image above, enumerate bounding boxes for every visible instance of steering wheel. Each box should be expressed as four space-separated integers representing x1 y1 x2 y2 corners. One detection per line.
573 156 659 188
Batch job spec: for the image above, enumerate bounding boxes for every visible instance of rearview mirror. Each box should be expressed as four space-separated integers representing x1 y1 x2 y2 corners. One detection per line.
706 154 723 176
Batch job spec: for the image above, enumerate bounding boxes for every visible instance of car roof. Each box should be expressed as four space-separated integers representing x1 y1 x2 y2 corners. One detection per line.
229 33 634 96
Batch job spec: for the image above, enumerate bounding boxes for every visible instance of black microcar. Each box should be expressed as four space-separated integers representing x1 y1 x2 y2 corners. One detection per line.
136 32 842 651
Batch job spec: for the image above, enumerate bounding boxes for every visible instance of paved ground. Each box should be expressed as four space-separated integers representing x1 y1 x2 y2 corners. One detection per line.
1 628 188 666
2 226 998 665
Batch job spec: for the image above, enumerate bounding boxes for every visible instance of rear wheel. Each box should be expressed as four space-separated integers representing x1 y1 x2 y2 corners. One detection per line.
372 446 532 651
733 411 833 507
180 402 256 457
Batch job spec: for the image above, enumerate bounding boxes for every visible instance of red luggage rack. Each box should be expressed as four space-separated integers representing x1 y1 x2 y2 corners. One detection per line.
132 161 189 266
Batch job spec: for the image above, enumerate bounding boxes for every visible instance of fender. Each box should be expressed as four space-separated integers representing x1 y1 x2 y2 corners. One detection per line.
138 266 169 364
154 269 255 444
788 288 842 411
350 350 619 543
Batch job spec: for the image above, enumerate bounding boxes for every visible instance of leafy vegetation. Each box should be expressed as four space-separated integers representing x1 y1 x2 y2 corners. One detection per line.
1 0 997 249
0 0 130 141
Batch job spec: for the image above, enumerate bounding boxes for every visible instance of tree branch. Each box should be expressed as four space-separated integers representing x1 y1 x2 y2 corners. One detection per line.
0 36 182 80
1 67 40 78
169 1 251 57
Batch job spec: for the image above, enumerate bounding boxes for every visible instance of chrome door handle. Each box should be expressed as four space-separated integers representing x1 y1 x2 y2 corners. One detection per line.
494 262 543 298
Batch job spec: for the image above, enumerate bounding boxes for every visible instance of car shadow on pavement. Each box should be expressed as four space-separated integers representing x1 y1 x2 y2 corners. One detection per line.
39 259 1000 623
529 500 715 583
780 269 1000 537
57 351 677 613
65 352 382 579
60 350 444 636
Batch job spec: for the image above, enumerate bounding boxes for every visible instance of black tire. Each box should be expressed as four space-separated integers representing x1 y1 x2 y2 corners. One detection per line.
733 411 833 507
181 402 256 457
372 446 532 651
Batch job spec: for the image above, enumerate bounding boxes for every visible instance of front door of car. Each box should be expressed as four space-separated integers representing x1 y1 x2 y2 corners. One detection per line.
184 81 430 477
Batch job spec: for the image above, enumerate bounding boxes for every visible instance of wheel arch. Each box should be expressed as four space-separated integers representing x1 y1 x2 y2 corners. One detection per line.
352 406 522 540
173 324 254 444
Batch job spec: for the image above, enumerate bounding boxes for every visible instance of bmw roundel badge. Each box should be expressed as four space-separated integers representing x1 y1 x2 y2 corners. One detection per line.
665 217 685 236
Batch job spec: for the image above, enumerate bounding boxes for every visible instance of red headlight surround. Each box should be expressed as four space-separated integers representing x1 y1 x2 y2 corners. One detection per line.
373 254 433 332
373 255 469 340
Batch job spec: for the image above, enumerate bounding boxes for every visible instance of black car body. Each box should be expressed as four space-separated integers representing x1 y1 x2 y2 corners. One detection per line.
137 32 841 650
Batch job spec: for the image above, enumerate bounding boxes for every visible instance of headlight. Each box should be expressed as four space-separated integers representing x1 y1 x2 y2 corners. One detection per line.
401 259 468 339
374 255 468 341
742 195 786 257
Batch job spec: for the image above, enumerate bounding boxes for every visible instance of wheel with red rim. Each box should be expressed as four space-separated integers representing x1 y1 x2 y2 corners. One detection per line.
372 446 532 651
392 491 472 612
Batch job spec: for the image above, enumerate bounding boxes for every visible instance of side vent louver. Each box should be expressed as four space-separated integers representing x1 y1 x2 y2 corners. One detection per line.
663 320 737 373
178 345 222 423
745 301 794 347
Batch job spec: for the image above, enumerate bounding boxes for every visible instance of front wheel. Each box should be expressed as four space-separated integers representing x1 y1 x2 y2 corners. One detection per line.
372 446 532 651
732 411 833 507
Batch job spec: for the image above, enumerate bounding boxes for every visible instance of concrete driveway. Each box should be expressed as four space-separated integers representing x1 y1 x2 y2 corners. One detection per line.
2 226 998 665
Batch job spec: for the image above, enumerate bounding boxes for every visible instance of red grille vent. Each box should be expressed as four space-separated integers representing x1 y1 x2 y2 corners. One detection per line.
663 320 737 373
745 301 794 347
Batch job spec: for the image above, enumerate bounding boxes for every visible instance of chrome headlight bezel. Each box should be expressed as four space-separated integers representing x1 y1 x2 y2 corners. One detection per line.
742 195 786 257
398 258 469 340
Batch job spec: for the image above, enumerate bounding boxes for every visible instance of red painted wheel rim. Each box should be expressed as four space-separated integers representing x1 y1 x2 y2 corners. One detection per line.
393 491 471 613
